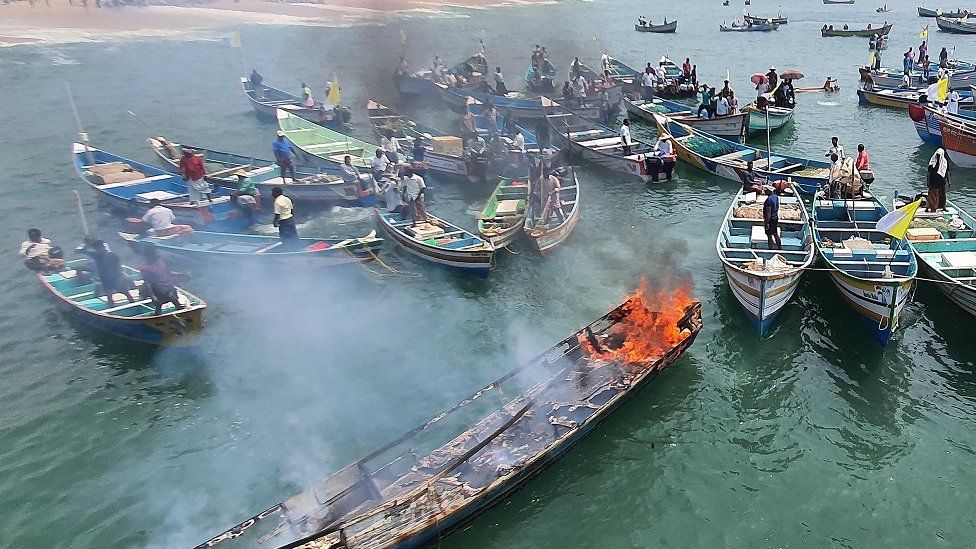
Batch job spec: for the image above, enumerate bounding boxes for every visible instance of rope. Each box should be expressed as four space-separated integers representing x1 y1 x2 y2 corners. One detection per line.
503 245 520 255
804 266 964 286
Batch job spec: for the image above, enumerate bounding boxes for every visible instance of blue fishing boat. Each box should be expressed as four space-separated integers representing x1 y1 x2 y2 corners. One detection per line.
147 137 376 206
240 76 352 131
72 143 247 231
548 108 655 182
857 86 974 109
366 100 470 179
906 104 976 147
717 187 815 335
375 209 494 277
811 191 918 346
393 52 489 97
438 84 551 120
652 113 830 194
35 259 206 346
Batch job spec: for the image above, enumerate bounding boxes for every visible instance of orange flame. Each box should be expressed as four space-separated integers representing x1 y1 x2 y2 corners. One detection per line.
582 277 694 365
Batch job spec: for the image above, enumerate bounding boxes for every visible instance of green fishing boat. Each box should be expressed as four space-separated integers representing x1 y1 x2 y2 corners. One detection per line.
478 177 530 248
277 109 382 170
743 103 795 134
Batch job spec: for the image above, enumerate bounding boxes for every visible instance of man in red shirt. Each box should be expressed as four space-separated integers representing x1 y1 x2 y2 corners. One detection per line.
179 148 212 205
855 143 874 188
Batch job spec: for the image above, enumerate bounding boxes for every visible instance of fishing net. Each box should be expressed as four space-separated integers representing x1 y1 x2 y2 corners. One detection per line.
685 136 737 157
733 203 802 221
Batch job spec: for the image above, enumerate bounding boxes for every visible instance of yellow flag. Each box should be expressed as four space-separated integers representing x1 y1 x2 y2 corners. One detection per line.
230 31 242 48
876 200 922 240
938 77 950 101
327 74 341 106
870 53 876 67
919 26 928 39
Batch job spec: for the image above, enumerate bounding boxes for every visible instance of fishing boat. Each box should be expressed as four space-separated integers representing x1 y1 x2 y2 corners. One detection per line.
742 103 794 134
568 59 626 104
524 167 581 254
366 100 470 179
437 84 552 120
876 5 891 12
525 54 558 92
716 186 814 335
71 143 245 231
603 56 642 90
811 191 917 346
478 177 530 248
720 21 779 31
857 87 974 109
940 116 976 167
240 77 352 131
824 0 856 4
624 96 750 141
277 109 382 170
120 230 382 268
919 6 971 17
893 192 976 317
652 113 830 194
634 20 678 33
936 15 976 33
394 52 489 97
821 23 892 36
547 108 654 182
870 64 976 89
36 259 205 346
375 210 494 277
147 137 376 206
744 13 788 24
195 286 702 549
907 104 976 146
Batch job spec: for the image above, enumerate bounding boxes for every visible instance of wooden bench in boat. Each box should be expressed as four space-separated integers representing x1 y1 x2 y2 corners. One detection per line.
98 174 172 190
576 137 621 148
714 150 751 162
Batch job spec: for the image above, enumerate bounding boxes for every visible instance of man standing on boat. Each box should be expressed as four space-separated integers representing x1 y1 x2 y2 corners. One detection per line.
620 119 633 155
341 155 367 194
766 67 778 91
179 148 212 206
272 187 298 246
763 186 782 251
494 66 507 94
825 136 845 160
641 67 654 100
402 167 428 227
273 131 297 182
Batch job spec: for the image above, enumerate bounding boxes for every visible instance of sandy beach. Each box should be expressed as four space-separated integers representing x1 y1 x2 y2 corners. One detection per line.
0 0 551 45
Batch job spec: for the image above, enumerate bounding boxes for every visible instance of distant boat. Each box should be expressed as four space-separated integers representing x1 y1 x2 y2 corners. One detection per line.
437 84 553 120
119 230 383 268
36 259 206 346
918 6 971 17
375 209 494 277
524 168 581 254
936 15 976 33
821 23 892 36
744 13 788 24
857 87 974 109
811 191 917 346
277 109 382 170
720 21 779 31
634 20 678 33
717 187 815 335
870 63 976 89
876 7 892 13
478 178 530 249
394 52 489 97
742 103 795 134
893 192 976 318
823 0 855 4
240 76 352 131
624 96 750 141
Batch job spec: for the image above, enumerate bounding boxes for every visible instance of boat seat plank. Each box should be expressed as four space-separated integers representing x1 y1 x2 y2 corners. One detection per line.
770 163 804 173
97 174 172 190
576 137 621 148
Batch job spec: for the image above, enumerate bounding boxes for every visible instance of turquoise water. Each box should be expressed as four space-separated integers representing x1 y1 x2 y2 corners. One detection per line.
2 0 976 547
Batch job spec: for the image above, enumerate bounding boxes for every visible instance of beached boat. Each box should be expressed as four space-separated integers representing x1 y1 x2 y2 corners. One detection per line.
394 52 489 97
907 104 976 146
634 20 678 33
822 23 892 36
524 168 581 254
36 259 205 346
277 109 382 170
857 87 974 109
624 96 750 141
720 21 778 31
147 137 376 206
940 116 976 167
71 143 245 231
195 287 702 549
744 13 788 24
812 191 917 346
919 6 971 17
894 192 976 317
240 77 352 131
366 100 471 179
652 113 830 194
936 15 976 33
547 108 654 182
742 103 795 134
478 178 530 248
375 210 494 277
717 187 814 335
119 230 383 268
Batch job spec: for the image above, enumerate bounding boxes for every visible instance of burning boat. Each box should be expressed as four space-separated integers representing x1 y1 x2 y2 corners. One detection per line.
197 281 702 549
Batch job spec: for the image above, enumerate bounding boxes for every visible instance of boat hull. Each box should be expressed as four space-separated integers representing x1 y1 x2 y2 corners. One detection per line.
723 264 804 335
625 98 749 141
744 106 794 133
634 20 677 33
241 78 350 131
937 16 976 34
941 119 976 167
374 210 493 277
825 271 913 346
918 257 976 316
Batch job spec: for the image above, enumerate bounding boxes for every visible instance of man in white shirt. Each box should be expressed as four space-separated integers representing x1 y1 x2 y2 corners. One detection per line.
19 228 64 271
715 95 730 117
825 136 845 160
756 80 770 99
641 68 655 100
651 136 676 182
381 132 400 163
654 64 667 85
948 90 960 114
620 119 632 155
575 75 587 101
513 130 526 152
401 167 428 226
371 148 390 182
141 199 192 237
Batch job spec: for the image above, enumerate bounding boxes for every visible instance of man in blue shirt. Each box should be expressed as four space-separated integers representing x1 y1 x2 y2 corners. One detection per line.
273 131 297 182
763 187 782 251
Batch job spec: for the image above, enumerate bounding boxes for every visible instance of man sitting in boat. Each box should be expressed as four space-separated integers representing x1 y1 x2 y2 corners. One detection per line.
138 246 183 316
637 16 647 27
741 161 766 194
141 199 193 237
649 136 676 182
19 228 65 272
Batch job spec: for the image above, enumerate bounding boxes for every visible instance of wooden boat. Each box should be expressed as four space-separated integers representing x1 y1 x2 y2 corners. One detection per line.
936 15 976 33
893 192 976 317
744 13 788 24
857 86 974 109
36 259 205 346
604 56 642 89
624 96 750 141
919 6 971 17
876 6 891 12
870 64 976 89
277 109 382 170
907 104 976 147
147 137 376 206
717 187 814 335
437 84 552 120
720 21 778 31
812 190 917 346
478 177 530 248
568 60 626 104
394 52 489 97
240 77 351 131
366 100 471 179
742 103 795 133
525 168 581 254
72 143 245 231
195 290 702 549
525 57 558 92
821 23 892 36
375 209 494 277
547 108 654 182
634 20 678 33
119 230 382 268
824 0 855 4
652 113 830 194
940 116 976 167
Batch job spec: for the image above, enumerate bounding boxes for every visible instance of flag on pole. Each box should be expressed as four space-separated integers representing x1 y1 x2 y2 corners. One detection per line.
919 25 928 39
326 74 341 107
869 53 876 67
230 31 242 48
726 69 731 82
876 200 922 240
938 76 950 101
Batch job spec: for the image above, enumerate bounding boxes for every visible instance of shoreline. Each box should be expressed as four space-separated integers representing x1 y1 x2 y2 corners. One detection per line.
0 0 554 46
